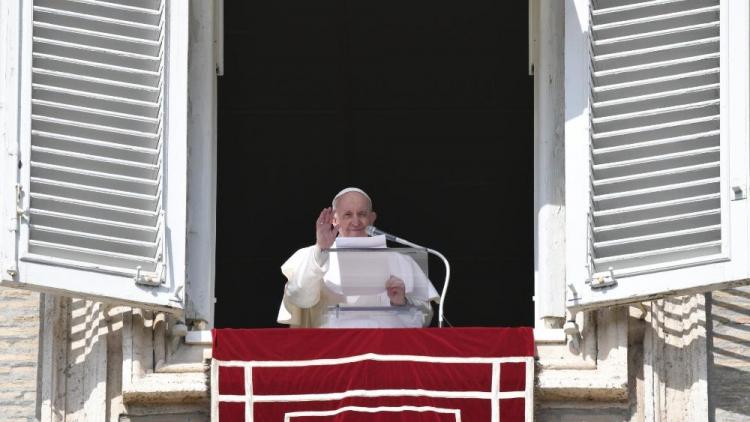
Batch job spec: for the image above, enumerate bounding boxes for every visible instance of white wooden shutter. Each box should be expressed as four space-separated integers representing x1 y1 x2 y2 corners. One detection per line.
565 0 750 310
1 0 188 311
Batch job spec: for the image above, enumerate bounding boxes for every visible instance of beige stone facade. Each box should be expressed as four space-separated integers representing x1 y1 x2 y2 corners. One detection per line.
708 286 750 421
0 287 39 422
1 287 747 421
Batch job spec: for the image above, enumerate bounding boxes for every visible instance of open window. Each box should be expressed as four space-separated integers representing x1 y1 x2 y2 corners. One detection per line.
0 0 188 311
565 0 750 310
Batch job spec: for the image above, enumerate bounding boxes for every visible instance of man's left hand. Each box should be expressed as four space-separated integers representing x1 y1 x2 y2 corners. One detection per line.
386 276 407 306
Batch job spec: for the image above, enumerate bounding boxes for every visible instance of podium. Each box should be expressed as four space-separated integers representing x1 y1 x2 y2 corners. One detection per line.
321 305 426 328
320 247 432 328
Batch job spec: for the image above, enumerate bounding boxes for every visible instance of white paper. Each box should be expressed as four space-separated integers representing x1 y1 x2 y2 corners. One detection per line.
333 235 387 249
324 235 414 296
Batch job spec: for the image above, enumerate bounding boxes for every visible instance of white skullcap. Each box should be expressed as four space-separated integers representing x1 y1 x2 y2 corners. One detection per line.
332 187 372 210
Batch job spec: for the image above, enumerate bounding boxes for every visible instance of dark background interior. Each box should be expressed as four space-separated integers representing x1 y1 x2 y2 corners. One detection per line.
215 0 533 327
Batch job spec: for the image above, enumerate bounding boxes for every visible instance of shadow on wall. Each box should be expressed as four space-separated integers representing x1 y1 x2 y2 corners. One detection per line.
649 295 709 419
624 295 711 421
38 297 211 420
38 297 118 420
708 287 750 421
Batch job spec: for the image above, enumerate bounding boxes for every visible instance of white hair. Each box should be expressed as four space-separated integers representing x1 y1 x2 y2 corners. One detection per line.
332 187 372 210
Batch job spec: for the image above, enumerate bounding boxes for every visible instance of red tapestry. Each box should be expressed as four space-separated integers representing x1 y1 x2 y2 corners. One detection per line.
212 328 535 422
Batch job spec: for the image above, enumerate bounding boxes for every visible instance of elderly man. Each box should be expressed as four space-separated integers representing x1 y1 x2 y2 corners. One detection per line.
277 187 439 328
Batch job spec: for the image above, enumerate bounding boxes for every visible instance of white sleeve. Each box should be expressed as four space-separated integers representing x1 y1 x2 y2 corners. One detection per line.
405 295 435 327
281 245 329 309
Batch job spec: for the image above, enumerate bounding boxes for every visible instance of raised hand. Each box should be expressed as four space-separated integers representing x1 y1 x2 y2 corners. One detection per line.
386 276 407 306
315 207 339 250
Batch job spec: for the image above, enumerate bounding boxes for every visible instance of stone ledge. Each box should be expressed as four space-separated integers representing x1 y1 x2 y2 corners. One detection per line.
123 372 209 404
537 367 628 401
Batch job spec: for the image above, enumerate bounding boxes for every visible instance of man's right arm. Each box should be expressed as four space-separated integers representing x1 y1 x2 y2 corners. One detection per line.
282 245 329 308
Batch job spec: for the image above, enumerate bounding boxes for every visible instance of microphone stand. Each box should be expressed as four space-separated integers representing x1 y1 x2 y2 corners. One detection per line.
379 234 451 328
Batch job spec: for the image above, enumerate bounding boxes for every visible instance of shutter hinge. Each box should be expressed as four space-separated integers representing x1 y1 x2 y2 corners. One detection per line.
732 183 746 201
2 265 18 281
15 184 28 222
171 285 184 305
586 267 618 290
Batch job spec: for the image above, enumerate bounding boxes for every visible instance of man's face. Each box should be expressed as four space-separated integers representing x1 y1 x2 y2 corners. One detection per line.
333 192 377 237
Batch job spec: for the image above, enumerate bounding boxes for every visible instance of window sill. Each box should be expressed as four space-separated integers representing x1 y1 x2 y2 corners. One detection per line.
533 328 566 343
184 328 568 347
186 330 213 345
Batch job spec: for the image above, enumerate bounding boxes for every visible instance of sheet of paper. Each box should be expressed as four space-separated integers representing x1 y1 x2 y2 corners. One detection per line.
325 235 413 296
333 235 387 249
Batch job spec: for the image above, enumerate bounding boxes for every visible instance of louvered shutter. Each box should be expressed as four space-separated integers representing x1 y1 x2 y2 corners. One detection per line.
1 0 188 310
565 0 750 310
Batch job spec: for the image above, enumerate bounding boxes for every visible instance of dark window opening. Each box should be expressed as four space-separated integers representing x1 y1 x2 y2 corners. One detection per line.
216 0 533 328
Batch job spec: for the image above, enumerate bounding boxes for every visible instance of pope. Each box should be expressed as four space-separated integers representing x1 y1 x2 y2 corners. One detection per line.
276 187 440 328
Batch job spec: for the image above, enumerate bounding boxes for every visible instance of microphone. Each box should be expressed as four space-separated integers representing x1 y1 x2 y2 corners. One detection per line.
366 225 452 328
366 225 402 244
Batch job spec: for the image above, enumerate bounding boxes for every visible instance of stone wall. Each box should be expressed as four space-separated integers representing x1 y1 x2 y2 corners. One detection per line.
0 287 40 422
708 286 750 421
538 297 710 422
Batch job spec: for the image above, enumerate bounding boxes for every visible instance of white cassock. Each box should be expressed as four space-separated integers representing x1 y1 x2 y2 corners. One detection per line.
276 244 440 328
